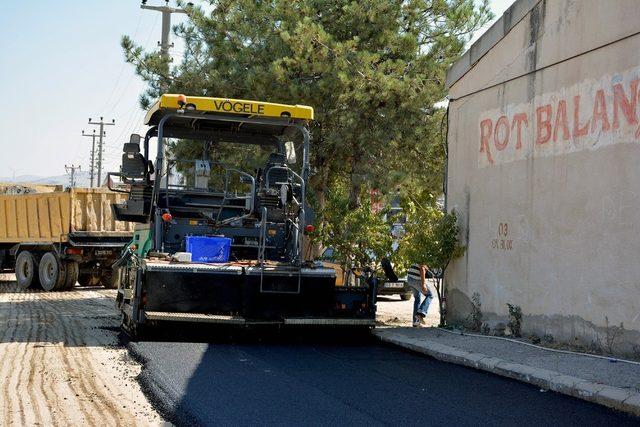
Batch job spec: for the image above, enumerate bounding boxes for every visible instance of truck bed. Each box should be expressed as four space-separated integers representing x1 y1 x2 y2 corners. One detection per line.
0 188 134 244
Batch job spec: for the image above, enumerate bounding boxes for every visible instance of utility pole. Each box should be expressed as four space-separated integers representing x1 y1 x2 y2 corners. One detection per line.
82 129 105 187
87 117 115 187
140 0 189 91
65 164 81 188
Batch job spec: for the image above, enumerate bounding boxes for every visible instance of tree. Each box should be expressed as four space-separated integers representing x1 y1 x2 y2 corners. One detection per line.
122 0 492 210
315 180 393 273
398 190 465 326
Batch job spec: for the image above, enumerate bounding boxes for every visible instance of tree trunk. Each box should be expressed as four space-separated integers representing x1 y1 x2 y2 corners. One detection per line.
308 163 329 259
348 155 362 209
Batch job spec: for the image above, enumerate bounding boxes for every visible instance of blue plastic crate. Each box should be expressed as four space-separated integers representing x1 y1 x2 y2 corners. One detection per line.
185 236 232 263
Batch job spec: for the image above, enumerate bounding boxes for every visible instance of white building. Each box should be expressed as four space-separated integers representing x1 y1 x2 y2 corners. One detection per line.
445 0 640 355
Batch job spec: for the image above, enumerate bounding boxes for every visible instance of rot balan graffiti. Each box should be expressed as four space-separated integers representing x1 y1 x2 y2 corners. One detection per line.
478 69 640 167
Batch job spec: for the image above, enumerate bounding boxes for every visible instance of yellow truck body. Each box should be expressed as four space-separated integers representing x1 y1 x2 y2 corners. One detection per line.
0 188 134 244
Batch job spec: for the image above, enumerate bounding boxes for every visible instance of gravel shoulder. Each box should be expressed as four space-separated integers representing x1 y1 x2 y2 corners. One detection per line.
0 274 165 426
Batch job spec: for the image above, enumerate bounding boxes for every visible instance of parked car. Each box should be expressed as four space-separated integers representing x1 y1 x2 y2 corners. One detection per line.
320 248 412 300
379 257 412 301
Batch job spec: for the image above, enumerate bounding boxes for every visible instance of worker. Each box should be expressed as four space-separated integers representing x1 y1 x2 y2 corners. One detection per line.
407 263 433 327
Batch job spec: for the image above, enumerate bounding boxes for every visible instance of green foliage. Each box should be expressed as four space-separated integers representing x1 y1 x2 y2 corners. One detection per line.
507 303 522 338
316 181 393 271
122 0 491 270
122 0 493 203
397 192 464 272
466 292 483 332
397 189 465 325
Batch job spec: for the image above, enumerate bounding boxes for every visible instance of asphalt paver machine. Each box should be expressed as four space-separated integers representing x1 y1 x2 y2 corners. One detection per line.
109 94 377 337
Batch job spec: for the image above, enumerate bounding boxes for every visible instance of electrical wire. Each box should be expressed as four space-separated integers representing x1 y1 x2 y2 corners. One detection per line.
104 13 160 118
100 10 144 115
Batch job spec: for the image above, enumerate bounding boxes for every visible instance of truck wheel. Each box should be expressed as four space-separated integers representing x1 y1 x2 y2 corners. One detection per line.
78 272 101 287
63 261 79 290
39 252 66 291
15 251 40 290
101 267 121 289
400 292 412 301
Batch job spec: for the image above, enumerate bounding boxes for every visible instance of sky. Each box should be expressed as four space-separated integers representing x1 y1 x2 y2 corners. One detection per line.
0 0 513 179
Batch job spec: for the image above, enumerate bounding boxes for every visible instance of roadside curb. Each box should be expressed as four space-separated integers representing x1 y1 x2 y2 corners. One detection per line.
373 329 640 417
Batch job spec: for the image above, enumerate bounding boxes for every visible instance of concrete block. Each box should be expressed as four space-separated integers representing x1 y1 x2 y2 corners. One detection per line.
593 386 635 410
477 356 504 371
574 381 607 398
492 362 551 389
463 352 489 366
549 374 584 397
620 393 640 417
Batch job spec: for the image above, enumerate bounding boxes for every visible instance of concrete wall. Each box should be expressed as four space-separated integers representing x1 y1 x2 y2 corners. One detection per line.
446 0 640 356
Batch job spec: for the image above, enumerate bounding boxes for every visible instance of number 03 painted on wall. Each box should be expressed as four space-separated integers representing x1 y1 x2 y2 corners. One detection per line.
491 222 513 251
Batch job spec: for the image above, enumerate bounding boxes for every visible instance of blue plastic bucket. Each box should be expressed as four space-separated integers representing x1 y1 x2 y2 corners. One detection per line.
185 236 232 263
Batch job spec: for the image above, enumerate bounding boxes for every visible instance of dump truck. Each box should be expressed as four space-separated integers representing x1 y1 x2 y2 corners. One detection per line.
108 94 377 337
0 188 134 290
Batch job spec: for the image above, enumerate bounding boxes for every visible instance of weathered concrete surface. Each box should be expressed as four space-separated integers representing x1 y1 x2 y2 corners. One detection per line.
445 0 640 355
374 327 640 417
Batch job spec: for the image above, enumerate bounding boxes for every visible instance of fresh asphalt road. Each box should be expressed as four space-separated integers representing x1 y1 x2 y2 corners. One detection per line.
129 330 637 426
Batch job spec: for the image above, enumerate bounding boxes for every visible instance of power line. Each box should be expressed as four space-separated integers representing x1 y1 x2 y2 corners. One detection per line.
65 164 81 188
87 117 116 187
101 10 144 115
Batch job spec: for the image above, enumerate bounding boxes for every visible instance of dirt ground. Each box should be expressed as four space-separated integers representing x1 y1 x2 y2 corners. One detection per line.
0 274 164 426
375 288 440 328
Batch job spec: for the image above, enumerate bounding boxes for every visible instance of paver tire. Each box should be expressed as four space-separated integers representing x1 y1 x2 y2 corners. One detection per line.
400 292 412 301
39 252 66 291
63 261 79 290
15 251 40 290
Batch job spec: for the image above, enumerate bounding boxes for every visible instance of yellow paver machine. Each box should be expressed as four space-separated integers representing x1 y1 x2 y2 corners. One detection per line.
108 95 377 337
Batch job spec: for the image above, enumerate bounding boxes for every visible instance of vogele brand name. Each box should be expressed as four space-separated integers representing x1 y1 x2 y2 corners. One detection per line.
212 100 266 115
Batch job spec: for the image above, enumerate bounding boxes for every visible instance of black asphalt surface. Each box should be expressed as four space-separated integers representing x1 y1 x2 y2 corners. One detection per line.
128 329 638 426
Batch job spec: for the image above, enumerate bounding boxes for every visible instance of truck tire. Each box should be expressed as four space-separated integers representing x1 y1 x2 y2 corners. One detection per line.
39 252 66 291
101 267 121 289
400 292 412 301
15 251 40 290
78 272 101 287
63 261 79 290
